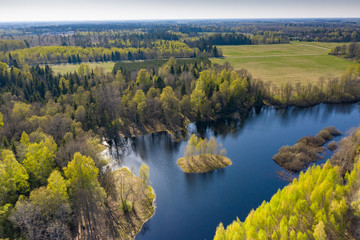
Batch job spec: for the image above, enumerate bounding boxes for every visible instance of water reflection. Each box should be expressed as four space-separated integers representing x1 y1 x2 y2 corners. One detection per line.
194 110 252 139
184 167 227 192
108 132 183 173
109 103 360 170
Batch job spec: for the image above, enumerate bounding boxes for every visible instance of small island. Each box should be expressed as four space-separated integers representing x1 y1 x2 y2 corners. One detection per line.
273 126 342 172
108 165 155 240
177 134 232 173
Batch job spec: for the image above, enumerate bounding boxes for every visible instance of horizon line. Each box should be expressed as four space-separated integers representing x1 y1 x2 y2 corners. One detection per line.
1 17 360 24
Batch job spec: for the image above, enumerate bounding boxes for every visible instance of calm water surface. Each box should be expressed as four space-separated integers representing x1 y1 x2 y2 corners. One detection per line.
108 103 360 240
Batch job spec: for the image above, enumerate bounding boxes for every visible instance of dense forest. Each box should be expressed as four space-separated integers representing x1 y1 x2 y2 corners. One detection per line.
0 56 259 142
0 41 197 66
0 55 358 142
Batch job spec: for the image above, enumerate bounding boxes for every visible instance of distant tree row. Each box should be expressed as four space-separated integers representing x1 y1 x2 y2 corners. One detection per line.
0 39 28 52
184 33 288 57
231 20 360 42
330 42 360 62
2 19 360 47
0 41 197 66
261 64 360 106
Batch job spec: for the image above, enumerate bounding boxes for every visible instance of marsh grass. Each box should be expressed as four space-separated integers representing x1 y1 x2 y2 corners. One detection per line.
273 126 342 172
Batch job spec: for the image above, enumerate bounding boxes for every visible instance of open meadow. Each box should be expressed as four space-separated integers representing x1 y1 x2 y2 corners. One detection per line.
49 61 116 74
212 42 356 85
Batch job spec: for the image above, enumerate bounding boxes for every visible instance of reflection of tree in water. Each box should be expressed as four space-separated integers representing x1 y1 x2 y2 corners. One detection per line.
131 133 182 161
108 103 359 164
108 137 133 161
184 166 226 191
322 103 357 115
275 103 358 127
194 109 253 139
110 132 182 162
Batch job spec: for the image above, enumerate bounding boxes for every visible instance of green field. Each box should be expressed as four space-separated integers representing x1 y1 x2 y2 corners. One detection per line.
49 61 116 74
212 42 356 85
49 59 196 74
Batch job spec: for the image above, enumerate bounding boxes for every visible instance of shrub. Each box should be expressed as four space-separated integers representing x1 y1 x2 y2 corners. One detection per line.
120 200 133 213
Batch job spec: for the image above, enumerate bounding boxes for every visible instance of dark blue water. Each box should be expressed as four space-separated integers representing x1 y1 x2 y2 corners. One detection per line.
108 103 360 240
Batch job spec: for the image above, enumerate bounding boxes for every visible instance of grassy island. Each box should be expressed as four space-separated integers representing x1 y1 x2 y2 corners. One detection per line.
177 154 232 173
108 165 155 240
177 134 231 173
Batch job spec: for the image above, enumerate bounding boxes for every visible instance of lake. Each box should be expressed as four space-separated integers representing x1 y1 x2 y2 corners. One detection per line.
107 103 360 240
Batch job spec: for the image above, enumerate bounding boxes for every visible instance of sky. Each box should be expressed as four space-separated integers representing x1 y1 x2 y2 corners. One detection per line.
0 0 359 22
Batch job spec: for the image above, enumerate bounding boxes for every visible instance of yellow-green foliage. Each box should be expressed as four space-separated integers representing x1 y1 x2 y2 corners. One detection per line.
64 152 106 201
0 41 195 65
0 150 29 205
22 139 56 187
185 134 226 157
47 170 68 201
139 163 150 185
0 39 27 52
214 159 360 240
348 155 360 216
190 69 251 115
120 200 133 213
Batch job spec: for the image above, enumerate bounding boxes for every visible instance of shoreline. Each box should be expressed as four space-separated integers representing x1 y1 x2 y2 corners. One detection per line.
112 102 359 142
132 184 156 240
112 167 156 240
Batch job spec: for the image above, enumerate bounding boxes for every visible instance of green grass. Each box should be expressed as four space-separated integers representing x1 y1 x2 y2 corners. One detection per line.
291 41 358 49
212 42 357 85
49 61 116 74
50 58 197 75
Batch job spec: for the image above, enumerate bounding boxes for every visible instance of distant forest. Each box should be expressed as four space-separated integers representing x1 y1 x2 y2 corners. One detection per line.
0 19 359 67
1 19 360 46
